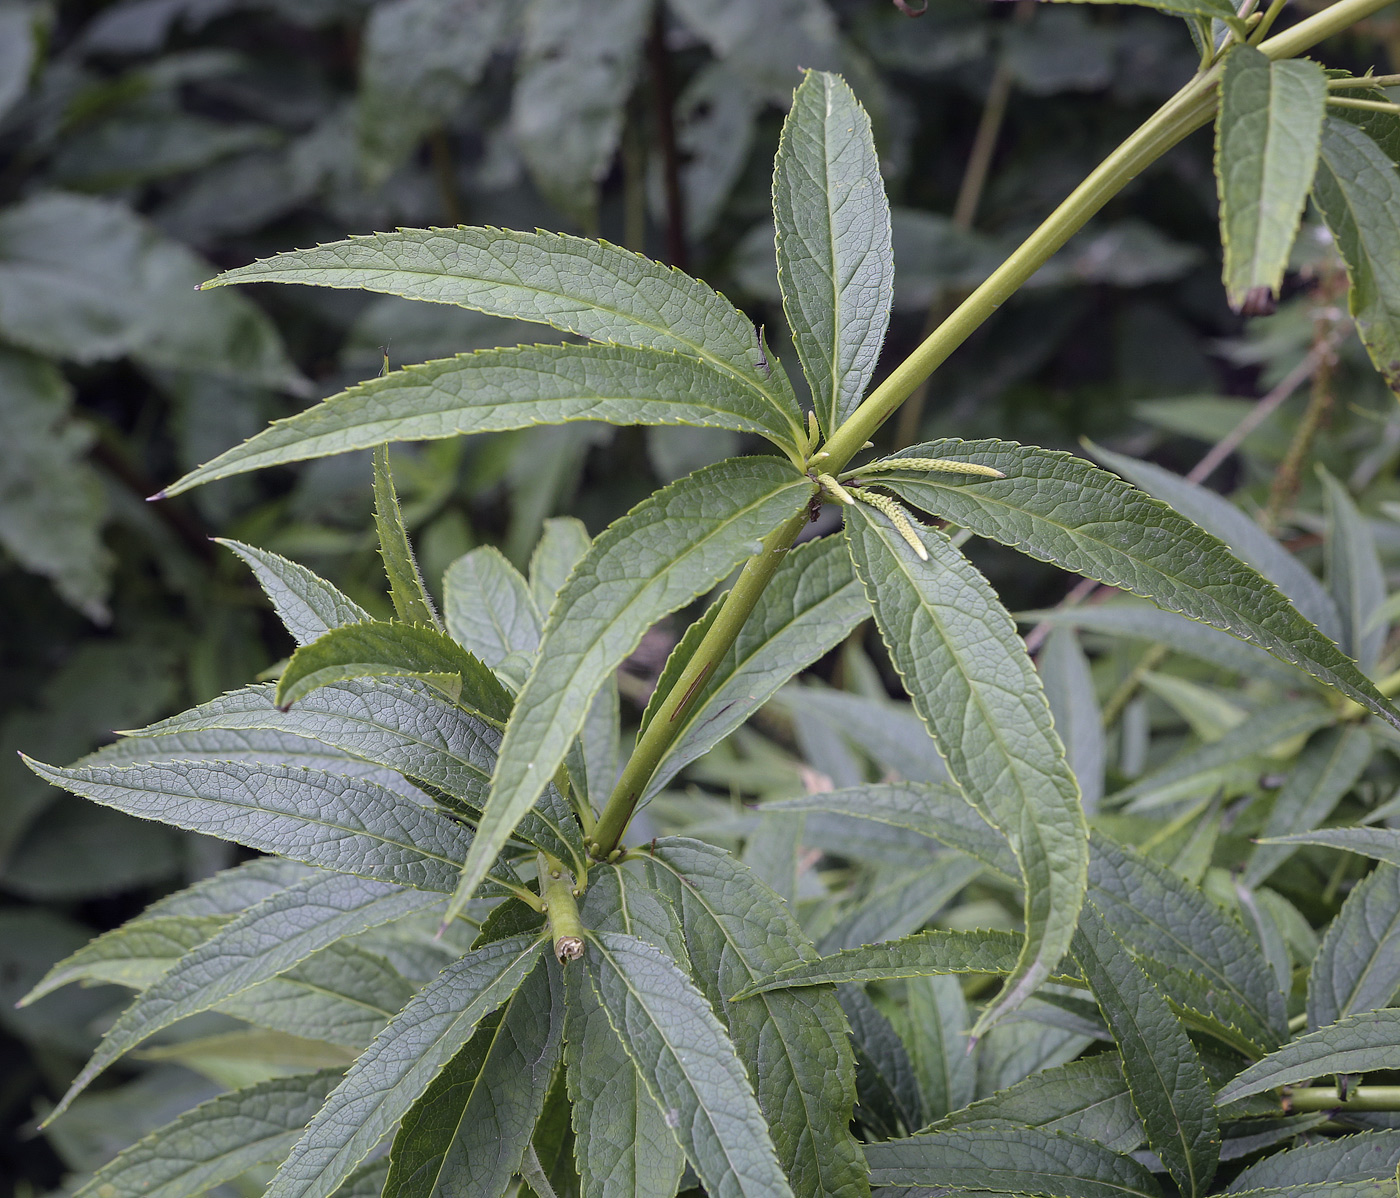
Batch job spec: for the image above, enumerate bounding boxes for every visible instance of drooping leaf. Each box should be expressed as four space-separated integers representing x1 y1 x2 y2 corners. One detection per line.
444 546 542 669
385 955 562 1198
563 958 686 1198
583 930 794 1198
1083 445 1341 642
1041 626 1105 813
453 457 809 917
756 782 1019 879
264 934 547 1198
512 0 650 226
1243 725 1372 887
197 227 803 449
1226 1129 1400 1190
219 539 369 647
124 679 583 871
74 1070 343 1198
1215 45 1326 311
1072 902 1218 1196
863 1125 1163 1198
374 445 441 631
0 349 112 621
644 839 866 1198
935 1054 1142 1154
1088 834 1286 1048
1215 1009 1400 1104
1308 864 1400 1030
528 517 592 617
48 872 440 1118
166 344 805 494
874 440 1394 724
1320 466 1387 672
1313 117 1400 397
642 534 869 800
844 503 1089 1033
732 928 1076 998
773 69 892 434
24 756 487 896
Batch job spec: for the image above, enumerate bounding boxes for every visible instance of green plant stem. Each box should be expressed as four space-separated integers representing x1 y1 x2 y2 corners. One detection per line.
539 852 585 960
1288 1085 1400 1112
1330 72 1400 87
1327 94 1400 113
591 503 811 854
586 0 1396 856
823 0 1398 475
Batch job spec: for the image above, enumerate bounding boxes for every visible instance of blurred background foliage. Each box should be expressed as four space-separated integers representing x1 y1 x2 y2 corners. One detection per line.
9 0 1400 1193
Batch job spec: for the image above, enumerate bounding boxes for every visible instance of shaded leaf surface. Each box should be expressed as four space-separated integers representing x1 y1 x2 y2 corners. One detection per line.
1216 1010 1400 1104
1308 863 1400 1029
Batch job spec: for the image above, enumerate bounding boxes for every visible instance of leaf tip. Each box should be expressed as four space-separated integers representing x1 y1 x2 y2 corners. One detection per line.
146 489 167 502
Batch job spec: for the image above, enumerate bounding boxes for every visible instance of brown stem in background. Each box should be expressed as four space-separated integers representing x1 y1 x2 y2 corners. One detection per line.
894 0 1031 449
622 101 648 253
428 128 462 226
647 3 687 270
93 438 216 563
1264 328 1338 529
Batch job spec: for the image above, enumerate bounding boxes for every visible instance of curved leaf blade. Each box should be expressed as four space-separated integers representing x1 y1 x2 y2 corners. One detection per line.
265 934 547 1198
373 445 441 630
844 504 1090 1033
452 456 809 918
1073 902 1218 1196
199 227 803 441
583 930 794 1198
1215 1009 1400 1104
874 439 1396 726
774 70 892 434
219 539 368 646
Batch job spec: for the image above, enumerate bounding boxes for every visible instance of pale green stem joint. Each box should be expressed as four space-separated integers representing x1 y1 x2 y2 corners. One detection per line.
539 853 585 962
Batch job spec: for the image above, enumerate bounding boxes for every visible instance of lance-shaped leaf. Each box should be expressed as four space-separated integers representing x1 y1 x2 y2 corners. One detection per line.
1308 864 1400 1030
774 70 892 434
645 839 866 1198
1114 701 1335 809
373 445 440 630
452 457 809 918
23 915 226 1000
197 227 803 448
840 982 924 1139
903 975 975 1123
1215 1009 1400 1104
528 516 591 616
1215 46 1326 312
385 956 562 1198
75 1070 343 1198
1073 902 1218 1197
24 757 485 895
583 930 794 1198
1041 627 1106 813
219 539 368 646
937 1054 1142 1153
125 680 584 872
265 933 547 1198
873 439 1396 726
137 857 316 920
1089 835 1286 1048
844 504 1089 1032
444 546 542 669
48 872 440 1118
863 1125 1164 1198
1227 1130 1400 1190
1261 826 1400 869
643 534 869 800
1321 465 1387 672
733 928 1079 998
275 621 512 721
168 345 805 494
1313 117 1400 397
757 782 1020 879
564 959 686 1198
1244 724 1371 887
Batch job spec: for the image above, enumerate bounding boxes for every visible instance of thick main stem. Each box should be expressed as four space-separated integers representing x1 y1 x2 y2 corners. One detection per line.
1288 1085 1400 1112
587 0 1397 855
591 505 811 854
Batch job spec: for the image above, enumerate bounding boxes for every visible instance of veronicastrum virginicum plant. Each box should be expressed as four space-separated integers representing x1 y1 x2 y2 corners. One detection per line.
29 1 1400 1196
